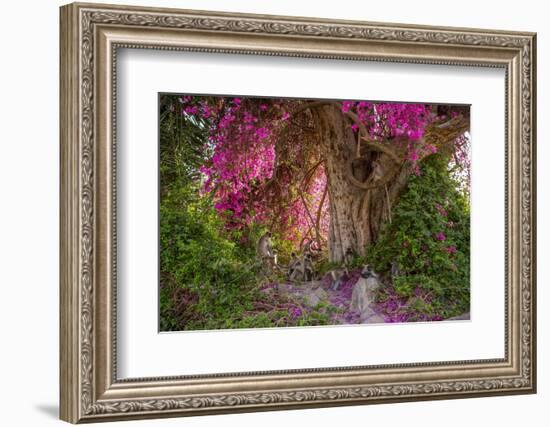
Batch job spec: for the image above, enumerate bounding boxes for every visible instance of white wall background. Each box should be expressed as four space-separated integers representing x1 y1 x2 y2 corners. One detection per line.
0 0 545 426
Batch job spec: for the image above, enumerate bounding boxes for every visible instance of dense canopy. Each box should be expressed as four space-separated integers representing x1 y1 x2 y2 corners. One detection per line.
159 94 471 331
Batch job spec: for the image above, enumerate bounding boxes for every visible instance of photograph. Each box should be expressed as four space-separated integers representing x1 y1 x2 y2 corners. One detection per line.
159 94 471 331
55 2 536 423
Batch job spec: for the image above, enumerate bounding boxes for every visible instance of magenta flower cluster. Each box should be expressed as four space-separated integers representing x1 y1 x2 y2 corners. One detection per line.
182 95 329 242
340 101 438 169
178 96 464 243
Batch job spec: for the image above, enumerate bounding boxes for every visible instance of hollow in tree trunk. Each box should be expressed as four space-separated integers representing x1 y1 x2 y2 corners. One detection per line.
306 104 468 263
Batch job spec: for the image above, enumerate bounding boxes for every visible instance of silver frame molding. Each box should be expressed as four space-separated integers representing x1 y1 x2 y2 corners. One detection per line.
60 2 537 423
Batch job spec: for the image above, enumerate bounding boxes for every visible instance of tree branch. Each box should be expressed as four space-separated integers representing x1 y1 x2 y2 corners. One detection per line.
425 115 469 149
341 106 403 164
314 183 329 246
291 100 338 117
299 159 324 191
345 159 400 190
358 137 403 164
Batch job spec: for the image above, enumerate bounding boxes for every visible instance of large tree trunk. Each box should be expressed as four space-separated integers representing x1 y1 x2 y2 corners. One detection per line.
313 105 410 262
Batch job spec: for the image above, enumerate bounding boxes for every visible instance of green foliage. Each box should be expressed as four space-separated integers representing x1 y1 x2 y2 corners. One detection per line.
159 96 211 196
159 97 261 331
159 183 260 329
366 154 470 319
159 94 471 329
159 95 332 331
159 175 334 331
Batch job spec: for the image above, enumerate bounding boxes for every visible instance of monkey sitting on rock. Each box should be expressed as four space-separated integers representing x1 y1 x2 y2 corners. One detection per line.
350 265 381 320
286 252 299 280
303 253 314 281
287 252 315 282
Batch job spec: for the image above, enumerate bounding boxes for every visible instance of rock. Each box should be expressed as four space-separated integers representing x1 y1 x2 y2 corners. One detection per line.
309 280 323 289
315 286 327 297
361 308 385 324
303 286 327 307
446 312 470 321
277 283 293 295
350 275 380 314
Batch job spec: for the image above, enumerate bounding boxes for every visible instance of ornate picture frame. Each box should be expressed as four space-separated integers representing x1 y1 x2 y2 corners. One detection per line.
60 2 536 423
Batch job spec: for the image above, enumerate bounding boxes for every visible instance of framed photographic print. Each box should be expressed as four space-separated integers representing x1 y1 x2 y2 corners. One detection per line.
60 2 537 423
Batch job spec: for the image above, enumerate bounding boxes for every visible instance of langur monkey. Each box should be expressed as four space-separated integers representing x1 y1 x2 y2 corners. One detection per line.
350 265 381 318
257 231 276 270
303 253 314 282
330 269 346 291
287 252 299 280
288 253 314 282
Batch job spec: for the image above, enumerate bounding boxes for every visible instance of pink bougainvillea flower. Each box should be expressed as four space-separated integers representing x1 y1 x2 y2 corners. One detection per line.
427 144 438 154
408 150 419 162
255 127 270 139
290 306 302 319
341 101 355 113
184 106 198 115
435 232 446 241
200 104 211 118
407 129 423 140
435 203 448 217
178 95 467 246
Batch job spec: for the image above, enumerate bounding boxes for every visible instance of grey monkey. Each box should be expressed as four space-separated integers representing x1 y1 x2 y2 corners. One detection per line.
303 253 314 282
330 269 346 291
350 265 381 319
287 252 299 280
257 231 275 271
257 231 273 257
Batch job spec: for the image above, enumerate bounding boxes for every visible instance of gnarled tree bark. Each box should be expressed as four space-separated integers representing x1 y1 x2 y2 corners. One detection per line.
310 104 468 263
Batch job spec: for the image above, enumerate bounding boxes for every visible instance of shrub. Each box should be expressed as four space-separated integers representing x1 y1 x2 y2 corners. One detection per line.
366 154 470 321
159 183 260 331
